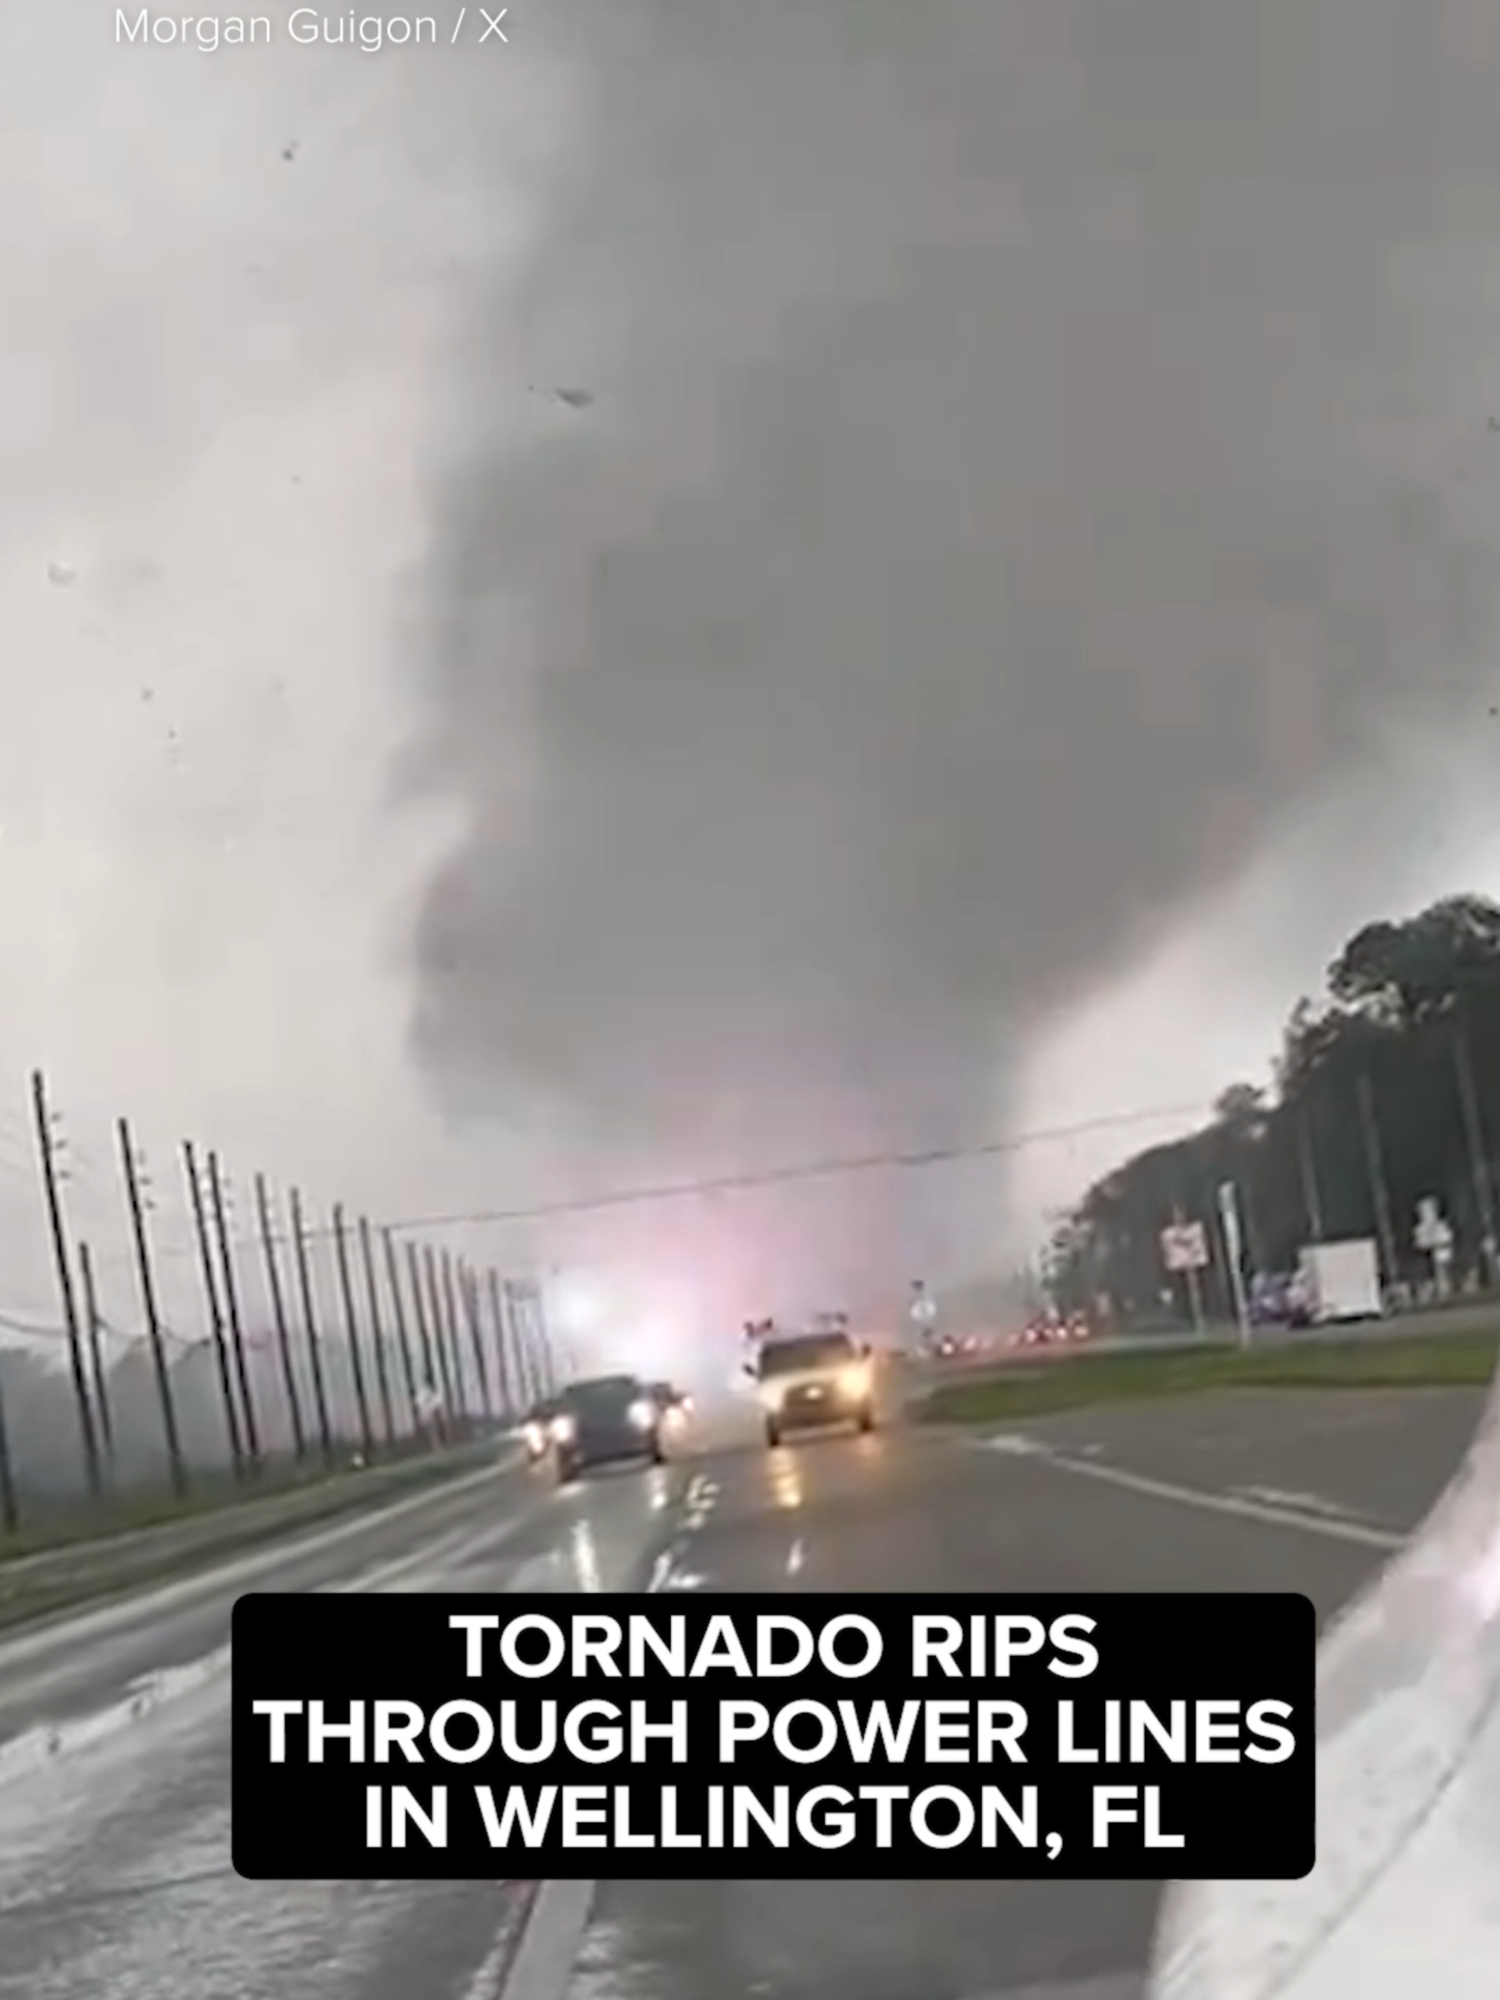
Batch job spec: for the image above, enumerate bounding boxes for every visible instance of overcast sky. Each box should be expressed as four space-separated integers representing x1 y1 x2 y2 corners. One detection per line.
3 1 1500 1356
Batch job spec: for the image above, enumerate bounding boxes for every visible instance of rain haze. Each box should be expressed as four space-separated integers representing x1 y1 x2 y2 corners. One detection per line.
2 0 1500 1454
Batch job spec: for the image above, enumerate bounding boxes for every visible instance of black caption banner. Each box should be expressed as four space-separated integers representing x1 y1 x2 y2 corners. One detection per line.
231 1592 1314 1879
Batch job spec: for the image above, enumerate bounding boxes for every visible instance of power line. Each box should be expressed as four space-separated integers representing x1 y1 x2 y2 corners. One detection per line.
34 1096 1214 1282
374 1100 1215 1235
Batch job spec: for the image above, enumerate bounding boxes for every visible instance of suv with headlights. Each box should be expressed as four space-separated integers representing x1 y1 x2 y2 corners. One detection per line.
748 1330 876 1448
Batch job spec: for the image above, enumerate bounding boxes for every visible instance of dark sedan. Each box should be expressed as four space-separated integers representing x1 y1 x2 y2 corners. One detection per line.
548 1374 668 1481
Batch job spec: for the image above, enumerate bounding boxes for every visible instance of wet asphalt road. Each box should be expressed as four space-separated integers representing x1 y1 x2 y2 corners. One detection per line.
0 1381 1486 2000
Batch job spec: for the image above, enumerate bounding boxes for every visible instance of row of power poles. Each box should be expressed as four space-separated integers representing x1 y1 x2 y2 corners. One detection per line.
1292 1025 1498 1290
0 1069 555 1533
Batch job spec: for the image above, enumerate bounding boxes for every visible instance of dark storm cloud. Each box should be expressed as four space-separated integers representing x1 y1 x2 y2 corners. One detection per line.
411 0 1500 1190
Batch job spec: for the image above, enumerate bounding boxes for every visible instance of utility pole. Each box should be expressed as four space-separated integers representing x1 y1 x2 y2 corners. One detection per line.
76 1240 115 1470
1355 1072 1398 1286
119 1118 186 1497
439 1249 471 1418
521 1278 544 1400
288 1186 335 1467
503 1277 536 1404
1216 1182 1252 1350
531 1278 558 1394
255 1175 305 1461
1452 1019 1498 1285
382 1228 422 1440
331 1206 375 1461
183 1140 243 1476
30 1069 101 1501
208 1153 260 1472
1169 1205 1204 1335
356 1218 397 1450
440 1253 468 1417
459 1262 494 1421
1296 1114 1325 1244
486 1268 517 1418
529 1283 550 1398
0 1352 17 1532
422 1245 458 1424
406 1241 442 1436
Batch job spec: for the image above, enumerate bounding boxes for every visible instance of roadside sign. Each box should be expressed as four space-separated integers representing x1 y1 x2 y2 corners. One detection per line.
1160 1221 1209 1272
1415 1196 1454 1299
1414 1197 1453 1254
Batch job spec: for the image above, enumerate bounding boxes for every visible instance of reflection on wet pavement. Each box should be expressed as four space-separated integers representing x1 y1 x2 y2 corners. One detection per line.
0 1383 1473 2000
555 1393 1464 2000
0 1458 688 2000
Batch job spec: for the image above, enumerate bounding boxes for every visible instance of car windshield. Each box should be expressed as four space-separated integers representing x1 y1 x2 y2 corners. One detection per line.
560 1375 643 1414
757 1334 856 1376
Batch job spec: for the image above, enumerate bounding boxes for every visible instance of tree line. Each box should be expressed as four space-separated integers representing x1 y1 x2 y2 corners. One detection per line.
1046 894 1500 1325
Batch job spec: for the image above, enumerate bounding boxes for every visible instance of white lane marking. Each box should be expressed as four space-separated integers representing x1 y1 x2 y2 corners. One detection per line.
786 1536 805 1576
984 1432 1049 1456
1236 1485 1378 1524
0 1454 519 1674
336 1504 548 1595
0 1496 545 1787
0 1646 231 1785
478 1497 690 2000
679 1470 717 1534
977 1435 1403 1550
458 1885 543 2000
471 1877 595 2000
968 1977 1144 2000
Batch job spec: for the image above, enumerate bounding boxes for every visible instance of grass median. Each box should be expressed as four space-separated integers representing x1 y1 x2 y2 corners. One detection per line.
919 1328 1500 1426
0 1439 514 1636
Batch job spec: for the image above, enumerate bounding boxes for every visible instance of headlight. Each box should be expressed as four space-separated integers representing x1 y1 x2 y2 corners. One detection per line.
760 1384 784 1412
524 1421 545 1452
628 1398 655 1429
839 1364 871 1397
550 1413 576 1442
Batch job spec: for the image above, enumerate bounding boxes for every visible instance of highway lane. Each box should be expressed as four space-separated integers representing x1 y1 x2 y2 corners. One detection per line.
0 1383 1478 2000
971 1386 1489 1540
0 1452 544 1748
0 1450 695 2000
561 1387 1478 2000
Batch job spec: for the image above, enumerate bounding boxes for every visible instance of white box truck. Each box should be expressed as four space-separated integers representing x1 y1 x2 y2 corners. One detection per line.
1293 1238 1383 1324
